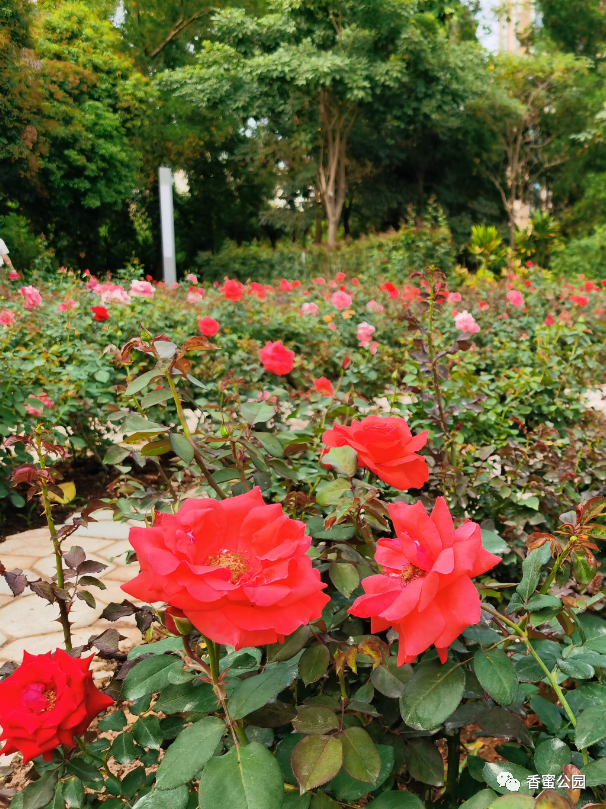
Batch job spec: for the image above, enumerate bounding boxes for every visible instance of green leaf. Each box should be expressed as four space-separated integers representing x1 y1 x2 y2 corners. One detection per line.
481 530 509 555
575 704 606 749
529 695 562 734
315 478 352 506
516 544 551 603
169 432 194 464
284 795 311 809
581 757 606 787
141 389 172 409
557 658 594 679
572 549 597 585
132 715 164 750
275 734 305 785
370 665 406 699
21 770 59 809
99 709 127 731
198 742 284 809
525 595 562 612
63 777 84 809
403 738 444 786
241 402 275 425
482 762 536 795
329 563 359 597
126 370 162 395
253 432 284 457
269 459 298 480
156 715 225 790
268 626 311 663
109 733 138 765
486 796 535 809
131 786 189 809
122 415 168 435
400 659 466 730
293 707 340 735
121 656 181 699
228 658 300 720
533 739 571 777
473 649 518 706
366 793 426 809
103 446 131 465
65 758 104 783
299 645 330 686
322 446 357 478
339 727 381 784
328 744 394 801
459 790 498 809
128 638 184 659
154 681 218 714
291 735 343 793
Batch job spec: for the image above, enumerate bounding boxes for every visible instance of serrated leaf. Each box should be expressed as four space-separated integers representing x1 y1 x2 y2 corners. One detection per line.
131 786 189 809
315 478 351 506
293 707 339 735
241 402 275 425
109 733 138 765
153 680 218 714
267 626 311 663
534 738 571 777
228 658 300 720
299 645 330 686
473 649 518 706
327 744 394 801
400 659 465 730
339 727 381 783
121 656 181 699
21 770 59 809
329 562 359 597
529 695 562 733
141 389 172 409
169 432 194 464
122 415 168 435
370 665 406 699
322 446 357 478
404 738 444 786
481 530 509 555
126 370 162 396
253 432 284 457
132 714 163 750
98 710 127 732
516 544 551 603
575 704 606 749
199 742 283 809
291 735 343 793
156 715 225 790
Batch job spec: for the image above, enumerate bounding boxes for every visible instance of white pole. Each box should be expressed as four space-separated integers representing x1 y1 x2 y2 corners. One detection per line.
158 166 176 285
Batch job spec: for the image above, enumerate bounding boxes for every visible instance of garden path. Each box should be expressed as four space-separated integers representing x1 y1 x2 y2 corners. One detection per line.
0 510 142 665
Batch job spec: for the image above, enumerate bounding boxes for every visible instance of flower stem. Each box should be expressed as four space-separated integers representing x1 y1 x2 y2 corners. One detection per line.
166 372 227 499
202 634 248 747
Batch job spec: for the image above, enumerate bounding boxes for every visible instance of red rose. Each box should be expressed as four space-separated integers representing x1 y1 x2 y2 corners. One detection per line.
198 316 220 337
571 295 588 307
0 650 113 763
349 498 500 665
380 281 399 299
258 340 295 375
312 377 334 396
91 306 109 321
221 278 244 301
122 488 330 649
322 415 428 491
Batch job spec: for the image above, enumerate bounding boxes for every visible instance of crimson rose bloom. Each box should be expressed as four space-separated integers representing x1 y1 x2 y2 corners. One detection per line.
349 498 500 665
322 415 428 491
221 278 244 301
313 377 334 396
199 316 220 337
0 650 113 763
259 340 295 375
91 305 109 321
122 488 329 648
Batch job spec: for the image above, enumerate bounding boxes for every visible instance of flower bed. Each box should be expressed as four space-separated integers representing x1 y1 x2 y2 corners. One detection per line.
2 266 606 809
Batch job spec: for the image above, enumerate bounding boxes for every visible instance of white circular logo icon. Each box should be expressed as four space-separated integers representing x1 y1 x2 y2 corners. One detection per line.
497 772 513 787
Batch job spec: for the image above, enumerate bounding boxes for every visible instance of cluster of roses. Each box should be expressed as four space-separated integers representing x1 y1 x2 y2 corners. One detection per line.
0 414 500 765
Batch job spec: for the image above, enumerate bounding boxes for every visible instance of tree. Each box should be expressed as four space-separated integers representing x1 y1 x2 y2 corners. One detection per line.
162 0 484 248
537 0 606 59
470 52 589 249
10 2 153 269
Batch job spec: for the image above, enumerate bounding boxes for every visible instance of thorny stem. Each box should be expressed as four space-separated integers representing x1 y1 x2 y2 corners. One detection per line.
202 634 248 747
231 441 250 491
37 431 72 651
481 603 589 764
540 539 573 595
166 372 228 500
425 275 450 440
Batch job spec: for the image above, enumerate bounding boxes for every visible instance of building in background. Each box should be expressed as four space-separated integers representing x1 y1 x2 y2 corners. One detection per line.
477 0 534 53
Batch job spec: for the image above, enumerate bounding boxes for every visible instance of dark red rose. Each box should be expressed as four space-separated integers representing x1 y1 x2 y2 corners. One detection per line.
91 306 109 321
0 649 114 762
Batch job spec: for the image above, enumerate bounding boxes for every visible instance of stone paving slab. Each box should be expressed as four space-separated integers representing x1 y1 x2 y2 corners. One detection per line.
0 515 145 663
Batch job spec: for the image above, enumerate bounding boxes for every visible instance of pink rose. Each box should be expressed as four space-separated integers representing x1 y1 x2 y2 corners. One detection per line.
58 299 79 313
454 311 480 333
357 321 376 346
185 273 198 284
0 311 16 326
448 292 461 302
366 300 384 313
188 290 205 304
198 317 220 337
331 291 352 310
506 290 524 308
19 286 42 309
301 302 319 315
130 280 155 299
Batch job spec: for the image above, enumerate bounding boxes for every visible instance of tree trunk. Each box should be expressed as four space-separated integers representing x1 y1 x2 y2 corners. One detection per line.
314 214 323 244
327 215 339 249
